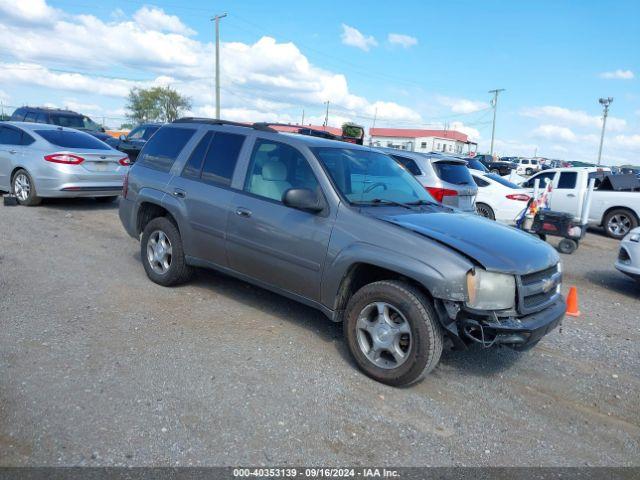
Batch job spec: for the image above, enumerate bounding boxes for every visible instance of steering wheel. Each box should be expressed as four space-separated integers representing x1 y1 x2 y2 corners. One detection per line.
363 182 387 193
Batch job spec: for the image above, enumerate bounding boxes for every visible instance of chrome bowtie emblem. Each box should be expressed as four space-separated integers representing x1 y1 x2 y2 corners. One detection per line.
541 278 555 293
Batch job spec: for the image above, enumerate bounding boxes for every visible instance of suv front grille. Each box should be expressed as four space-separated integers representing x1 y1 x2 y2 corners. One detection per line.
517 264 561 314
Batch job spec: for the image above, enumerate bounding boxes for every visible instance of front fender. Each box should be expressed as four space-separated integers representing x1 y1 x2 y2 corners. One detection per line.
321 241 470 310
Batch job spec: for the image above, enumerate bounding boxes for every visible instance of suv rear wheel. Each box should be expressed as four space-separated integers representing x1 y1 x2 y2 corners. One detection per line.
141 217 193 286
344 280 443 386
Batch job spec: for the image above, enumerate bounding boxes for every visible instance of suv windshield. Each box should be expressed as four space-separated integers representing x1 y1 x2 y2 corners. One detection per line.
432 160 474 185
312 147 434 205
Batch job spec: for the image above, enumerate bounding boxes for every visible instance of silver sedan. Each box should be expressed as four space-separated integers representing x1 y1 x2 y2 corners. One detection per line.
615 227 640 282
0 122 129 206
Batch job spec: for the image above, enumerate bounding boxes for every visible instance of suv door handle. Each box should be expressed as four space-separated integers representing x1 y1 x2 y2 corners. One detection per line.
235 207 252 218
172 188 186 198
567 193 576 198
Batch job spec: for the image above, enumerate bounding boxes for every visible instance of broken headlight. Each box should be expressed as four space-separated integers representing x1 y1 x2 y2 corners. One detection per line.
466 269 516 310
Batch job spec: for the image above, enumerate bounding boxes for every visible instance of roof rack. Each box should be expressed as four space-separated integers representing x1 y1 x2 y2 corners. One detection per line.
252 122 343 141
172 117 277 132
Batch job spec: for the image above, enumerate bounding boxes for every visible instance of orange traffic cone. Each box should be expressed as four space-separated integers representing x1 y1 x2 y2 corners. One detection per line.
566 286 581 317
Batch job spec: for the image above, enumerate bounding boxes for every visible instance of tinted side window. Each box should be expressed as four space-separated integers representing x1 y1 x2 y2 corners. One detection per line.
138 127 196 173
391 155 421 176
0 126 23 145
557 172 577 189
36 113 48 123
11 108 26 121
473 176 490 187
201 132 245 186
24 112 38 122
245 139 319 202
182 131 213 180
21 132 35 145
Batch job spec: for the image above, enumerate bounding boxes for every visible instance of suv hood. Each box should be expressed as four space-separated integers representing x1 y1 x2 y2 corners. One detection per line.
378 210 558 274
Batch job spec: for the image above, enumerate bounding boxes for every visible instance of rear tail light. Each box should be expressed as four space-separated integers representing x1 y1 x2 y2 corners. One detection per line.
425 186 458 203
122 171 129 199
44 153 84 165
506 193 530 201
118 156 131 166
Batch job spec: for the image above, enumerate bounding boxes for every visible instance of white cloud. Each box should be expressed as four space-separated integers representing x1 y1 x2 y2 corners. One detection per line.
0 0 59 25
437 96 489 114
599 69 635 80
388 33 418 48
340 24 377 51
521 105 626 132
0 89 9 103
532 124 578 142
612 134 640 149
133 6 195 36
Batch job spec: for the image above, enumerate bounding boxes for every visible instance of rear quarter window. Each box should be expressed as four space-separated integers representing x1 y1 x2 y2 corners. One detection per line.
432 161 474 185
137 127 196 173
35 129 108 150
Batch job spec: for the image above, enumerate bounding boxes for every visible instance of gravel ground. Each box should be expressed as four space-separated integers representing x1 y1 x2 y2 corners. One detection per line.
0 198 638 467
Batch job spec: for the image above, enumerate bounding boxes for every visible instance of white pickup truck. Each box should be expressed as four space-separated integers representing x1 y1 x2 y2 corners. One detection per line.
520 167 640 239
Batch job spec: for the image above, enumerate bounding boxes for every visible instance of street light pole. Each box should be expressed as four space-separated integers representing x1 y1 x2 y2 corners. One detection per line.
597 97 613 166
211 13 227 120
488 88 505 156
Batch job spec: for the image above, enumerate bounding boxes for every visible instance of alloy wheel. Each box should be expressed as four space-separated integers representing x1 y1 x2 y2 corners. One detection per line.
146 230 173 275
14 173 30 201
356 302 412 370
608 214 632 237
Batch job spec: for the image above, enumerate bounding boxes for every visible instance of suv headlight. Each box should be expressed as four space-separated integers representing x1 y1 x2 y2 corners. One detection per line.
466 269 516 310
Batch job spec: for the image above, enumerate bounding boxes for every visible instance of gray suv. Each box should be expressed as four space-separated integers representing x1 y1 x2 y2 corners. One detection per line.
119 118 565 386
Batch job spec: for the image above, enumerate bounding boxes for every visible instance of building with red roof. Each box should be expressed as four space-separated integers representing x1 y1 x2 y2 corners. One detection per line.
369 127 477 155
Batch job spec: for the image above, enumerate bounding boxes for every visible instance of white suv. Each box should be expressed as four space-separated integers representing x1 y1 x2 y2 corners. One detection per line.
515 158 541 176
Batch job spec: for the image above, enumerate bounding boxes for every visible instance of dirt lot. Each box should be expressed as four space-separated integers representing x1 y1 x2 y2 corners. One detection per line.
0 198 638 467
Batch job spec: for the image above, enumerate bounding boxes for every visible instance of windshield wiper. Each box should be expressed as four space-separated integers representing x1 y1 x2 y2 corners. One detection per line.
405 199 437 206
355 198 413 209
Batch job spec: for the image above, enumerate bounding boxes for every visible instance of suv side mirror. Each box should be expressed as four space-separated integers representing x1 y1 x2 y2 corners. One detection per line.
119 134 127 141
282 188 324 213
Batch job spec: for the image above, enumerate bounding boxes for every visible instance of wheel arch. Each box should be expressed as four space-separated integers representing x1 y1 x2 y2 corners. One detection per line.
136 201 180 236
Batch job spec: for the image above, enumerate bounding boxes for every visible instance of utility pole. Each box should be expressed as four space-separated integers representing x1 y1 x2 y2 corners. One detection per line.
369 106 378 146
488 88 505 156
211 13 227 119
301 109 305 126
597 97 613 166
323 101 329 128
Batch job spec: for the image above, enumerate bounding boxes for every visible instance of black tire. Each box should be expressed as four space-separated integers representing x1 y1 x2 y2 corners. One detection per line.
490 169 500 174
603 208 638 240
141 216 193 286
476 202 495 220
558 238 578 254
12 169 41 206
343 280 443 386
95 196 118 203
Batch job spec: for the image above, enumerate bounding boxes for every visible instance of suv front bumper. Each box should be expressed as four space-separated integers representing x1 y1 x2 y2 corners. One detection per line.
457 297 565 348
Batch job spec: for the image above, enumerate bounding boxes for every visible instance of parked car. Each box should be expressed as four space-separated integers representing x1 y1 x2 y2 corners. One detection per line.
0 122 129 205
474 153 516 176
465 157 489 173
10 106 112 142
521 168 639 239
515 158 542 176
470 171 530 224
615 227 640 281
377 148 478 212
105 123 162 162
119 118 565 386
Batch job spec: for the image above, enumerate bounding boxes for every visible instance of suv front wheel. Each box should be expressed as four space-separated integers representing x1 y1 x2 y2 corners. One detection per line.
141 217 193 286
344 280 443 386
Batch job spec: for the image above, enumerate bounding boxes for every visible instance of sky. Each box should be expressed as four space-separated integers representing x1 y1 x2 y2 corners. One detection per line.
0 0 638 165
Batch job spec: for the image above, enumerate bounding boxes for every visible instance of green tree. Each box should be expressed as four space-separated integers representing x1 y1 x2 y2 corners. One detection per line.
126 86 191 124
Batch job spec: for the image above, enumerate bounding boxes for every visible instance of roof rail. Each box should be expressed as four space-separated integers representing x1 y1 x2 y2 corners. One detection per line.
253 122 343 140
172 117 277 132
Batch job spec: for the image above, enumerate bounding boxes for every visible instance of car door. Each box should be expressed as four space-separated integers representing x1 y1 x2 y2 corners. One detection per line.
226 138 333 302
0 126 26 191
548 171 581 216
166 129 247 267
